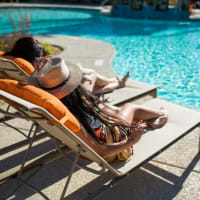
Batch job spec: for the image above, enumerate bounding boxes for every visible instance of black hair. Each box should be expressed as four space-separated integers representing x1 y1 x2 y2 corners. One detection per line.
61 85 99 140
60 85 129 140
4 36 46 65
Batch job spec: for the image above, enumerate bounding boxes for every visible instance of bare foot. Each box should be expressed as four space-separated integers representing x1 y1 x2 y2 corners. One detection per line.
118 72 130 88
146 107 168 129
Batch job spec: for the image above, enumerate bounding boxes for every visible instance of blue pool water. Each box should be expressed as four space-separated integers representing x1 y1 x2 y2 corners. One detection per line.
1 8 200 109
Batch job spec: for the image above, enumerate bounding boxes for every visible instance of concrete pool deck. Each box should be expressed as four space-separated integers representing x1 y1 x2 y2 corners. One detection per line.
0 33 200 200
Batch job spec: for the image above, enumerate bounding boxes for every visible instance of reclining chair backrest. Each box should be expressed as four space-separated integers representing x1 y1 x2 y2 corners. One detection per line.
0 55 34 82
0 79 119 175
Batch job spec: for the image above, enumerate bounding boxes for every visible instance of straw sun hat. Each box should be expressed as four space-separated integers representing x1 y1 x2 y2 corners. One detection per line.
28 57 82 99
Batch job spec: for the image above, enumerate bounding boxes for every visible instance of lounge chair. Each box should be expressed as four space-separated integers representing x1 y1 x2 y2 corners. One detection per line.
104 78 157 106
0 79 199 199
0 55 34 83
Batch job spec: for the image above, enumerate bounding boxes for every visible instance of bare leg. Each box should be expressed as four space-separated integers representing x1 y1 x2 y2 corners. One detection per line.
93 72 130 94
116 103 168 128
95 71 130 88
94 73 118 87
80 68 118 93
81 68 117 86
81 76 118 94
81 67 130 94
81 72 97 93
93 82 119 94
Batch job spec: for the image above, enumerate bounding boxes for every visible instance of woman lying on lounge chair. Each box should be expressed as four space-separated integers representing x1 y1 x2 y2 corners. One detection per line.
28 57 168 159
5 36 129 95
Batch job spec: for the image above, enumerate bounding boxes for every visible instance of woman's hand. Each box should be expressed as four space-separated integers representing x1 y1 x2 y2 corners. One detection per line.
33 56 52 72
129 121 146 144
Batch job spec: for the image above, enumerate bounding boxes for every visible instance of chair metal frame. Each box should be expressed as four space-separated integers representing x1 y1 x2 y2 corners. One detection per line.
0 57 30 82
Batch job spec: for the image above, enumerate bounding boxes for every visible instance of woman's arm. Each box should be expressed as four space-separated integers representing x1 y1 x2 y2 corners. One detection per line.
75 124 144 158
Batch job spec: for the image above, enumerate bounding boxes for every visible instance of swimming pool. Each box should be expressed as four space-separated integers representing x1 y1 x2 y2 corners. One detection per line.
1 7 200 109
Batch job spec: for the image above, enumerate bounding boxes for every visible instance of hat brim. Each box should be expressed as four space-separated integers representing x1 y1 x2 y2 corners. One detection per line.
28 61 82 99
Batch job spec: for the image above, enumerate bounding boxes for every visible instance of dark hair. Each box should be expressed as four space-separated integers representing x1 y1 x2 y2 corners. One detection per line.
60 85 130 140
61 85 100 140
4 37 46 65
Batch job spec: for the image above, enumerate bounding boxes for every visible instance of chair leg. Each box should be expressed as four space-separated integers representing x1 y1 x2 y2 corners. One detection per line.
60 152 80 200
54 139 105 175
17 177 49 200
53 139 82 200
27 123 36 138
3 121 30 138
17 126 39 178
3 167 41 200
15 125 50 199
6 104 10 112
198 133 200 153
